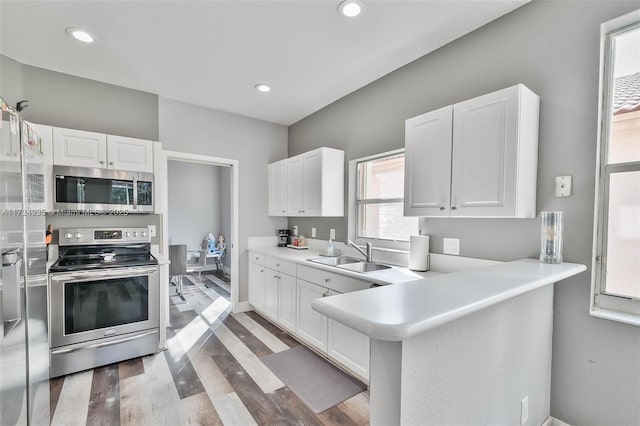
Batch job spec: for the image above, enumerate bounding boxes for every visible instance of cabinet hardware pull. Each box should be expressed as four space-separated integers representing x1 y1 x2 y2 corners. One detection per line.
260 270 264 272
439 206 445 211
451 206 457 210
99 160 105 164
322 291 331 297
324 278 330 282
276 263 280 267
109 161 114 165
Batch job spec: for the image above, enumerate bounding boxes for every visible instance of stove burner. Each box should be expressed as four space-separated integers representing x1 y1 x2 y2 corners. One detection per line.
50 242 157 273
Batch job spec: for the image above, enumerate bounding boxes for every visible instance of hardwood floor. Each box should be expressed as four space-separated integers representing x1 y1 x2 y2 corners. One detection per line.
49 273 370 425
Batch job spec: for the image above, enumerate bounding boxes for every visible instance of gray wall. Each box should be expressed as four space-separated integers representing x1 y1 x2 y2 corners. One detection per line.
0 57 163 243
167 160 221 250
220 166 232 269
288 1 640 424
0 55 23 107
159 98 288 301
20 63 158 141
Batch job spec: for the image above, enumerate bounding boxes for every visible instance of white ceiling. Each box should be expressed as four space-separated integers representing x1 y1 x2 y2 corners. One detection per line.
0 1 529 125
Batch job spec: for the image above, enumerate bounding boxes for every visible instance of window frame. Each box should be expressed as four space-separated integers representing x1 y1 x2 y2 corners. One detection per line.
590 10 640 326
348 148 418 251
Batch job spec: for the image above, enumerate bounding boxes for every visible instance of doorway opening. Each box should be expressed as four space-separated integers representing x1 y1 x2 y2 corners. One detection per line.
159 150 239 347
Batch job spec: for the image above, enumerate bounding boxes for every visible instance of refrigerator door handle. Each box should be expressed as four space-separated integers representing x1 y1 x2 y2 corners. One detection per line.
2 249 22 323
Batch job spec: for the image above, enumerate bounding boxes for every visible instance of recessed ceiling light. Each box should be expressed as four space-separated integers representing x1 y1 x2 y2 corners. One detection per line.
255 83 271 93
338 0 363 18
66 27 94 43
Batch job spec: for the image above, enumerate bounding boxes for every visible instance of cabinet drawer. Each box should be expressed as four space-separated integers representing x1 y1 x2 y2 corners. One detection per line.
265 256 296 276
250 252 265 265
297 265 370 294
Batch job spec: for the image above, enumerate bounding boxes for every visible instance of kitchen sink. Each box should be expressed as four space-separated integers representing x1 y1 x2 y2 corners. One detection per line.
336 262 392 273
307 256 362 266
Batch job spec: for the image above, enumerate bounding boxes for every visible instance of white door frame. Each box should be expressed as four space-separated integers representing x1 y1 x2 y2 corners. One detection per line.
159 150 240 329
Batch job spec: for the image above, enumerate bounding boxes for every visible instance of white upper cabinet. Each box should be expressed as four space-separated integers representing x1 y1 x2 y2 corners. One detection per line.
302 150 323 216
28 123 54 212
268 159 288 216
286 156 304 215
404 105 453 217
404 84 539 218
53 127 107 169
271 147 344 217
106 135 154 173
53 127 154 173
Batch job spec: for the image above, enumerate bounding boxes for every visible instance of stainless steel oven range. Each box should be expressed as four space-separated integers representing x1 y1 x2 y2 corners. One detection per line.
48 227 159 377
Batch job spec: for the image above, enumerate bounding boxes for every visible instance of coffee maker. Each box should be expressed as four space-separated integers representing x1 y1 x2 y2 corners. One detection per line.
277 229 291 247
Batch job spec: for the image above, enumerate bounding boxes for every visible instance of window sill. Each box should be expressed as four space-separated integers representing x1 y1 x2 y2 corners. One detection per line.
589 307 640 327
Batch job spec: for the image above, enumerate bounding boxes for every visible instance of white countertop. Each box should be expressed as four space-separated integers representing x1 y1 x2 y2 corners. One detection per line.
312 259 586 341
249 246 441 285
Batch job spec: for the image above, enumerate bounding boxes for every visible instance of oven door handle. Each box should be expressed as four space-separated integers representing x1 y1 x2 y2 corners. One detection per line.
51 330 158 355
50 266 158 282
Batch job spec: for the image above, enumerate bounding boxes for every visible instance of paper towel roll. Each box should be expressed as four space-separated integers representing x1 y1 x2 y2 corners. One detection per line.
409 235 430 271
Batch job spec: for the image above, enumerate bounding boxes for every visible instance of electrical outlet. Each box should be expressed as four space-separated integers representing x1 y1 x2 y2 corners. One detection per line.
521 396 529 425
330 228 336 240
293 226 298 236
147 225 156 237
443 238 460 255
311 227 317 238
554 175 572 197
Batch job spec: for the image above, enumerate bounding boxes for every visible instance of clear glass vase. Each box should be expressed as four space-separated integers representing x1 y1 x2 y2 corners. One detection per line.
540 211 563 264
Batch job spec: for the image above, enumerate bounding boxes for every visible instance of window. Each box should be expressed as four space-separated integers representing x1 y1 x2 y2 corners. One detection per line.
592 11 640 324
349 149 418 249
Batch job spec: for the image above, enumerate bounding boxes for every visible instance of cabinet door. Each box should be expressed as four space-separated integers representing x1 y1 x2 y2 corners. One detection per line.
278 273 297 333
53 127 107 168
268 160 288 216
302 150 322 216
264 270 279 320
328 316 370 381
248 262 265 311
28 123 54 212
296 279 328 352
451 86 518 217
404 105 453 217
287 156 304 215
106 135 154 173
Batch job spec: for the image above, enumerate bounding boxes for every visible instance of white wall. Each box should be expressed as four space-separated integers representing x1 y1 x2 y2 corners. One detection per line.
167 160 221 251
159 98 288 301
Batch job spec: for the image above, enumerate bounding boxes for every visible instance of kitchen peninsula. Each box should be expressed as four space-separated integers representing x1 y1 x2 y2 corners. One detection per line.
312 259 586 426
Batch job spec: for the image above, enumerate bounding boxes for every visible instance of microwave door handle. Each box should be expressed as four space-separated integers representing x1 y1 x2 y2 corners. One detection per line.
133 175 138 210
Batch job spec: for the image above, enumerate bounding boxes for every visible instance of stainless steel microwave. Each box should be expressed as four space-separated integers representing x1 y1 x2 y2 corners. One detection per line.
53 166 153 213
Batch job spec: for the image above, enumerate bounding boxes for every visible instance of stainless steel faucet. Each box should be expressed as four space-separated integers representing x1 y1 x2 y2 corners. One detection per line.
346 240 373 262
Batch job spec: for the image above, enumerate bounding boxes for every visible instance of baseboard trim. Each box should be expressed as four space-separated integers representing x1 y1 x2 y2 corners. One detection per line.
542 416 571 426
235 301 252 313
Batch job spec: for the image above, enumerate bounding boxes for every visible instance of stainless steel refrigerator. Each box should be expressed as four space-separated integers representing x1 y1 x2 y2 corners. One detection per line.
0 99 49 425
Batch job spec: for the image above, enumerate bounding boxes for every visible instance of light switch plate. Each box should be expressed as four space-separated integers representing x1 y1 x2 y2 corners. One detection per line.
311 227 317 238
443 238 460 255
554 175 572 197
293 225 298 236
330 228 336 240
147 225 156 237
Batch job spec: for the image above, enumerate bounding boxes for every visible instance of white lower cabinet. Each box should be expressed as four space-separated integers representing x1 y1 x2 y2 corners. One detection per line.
248 259 265 311
328 316 370 380
296 279 329 352
264 270 279 320
278 273 297 333
248 251 370 382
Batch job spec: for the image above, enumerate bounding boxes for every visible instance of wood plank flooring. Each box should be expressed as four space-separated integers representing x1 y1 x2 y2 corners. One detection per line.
49 273 370 425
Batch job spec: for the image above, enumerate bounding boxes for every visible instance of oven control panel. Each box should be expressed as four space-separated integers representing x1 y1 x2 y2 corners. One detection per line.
59 228 151 245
